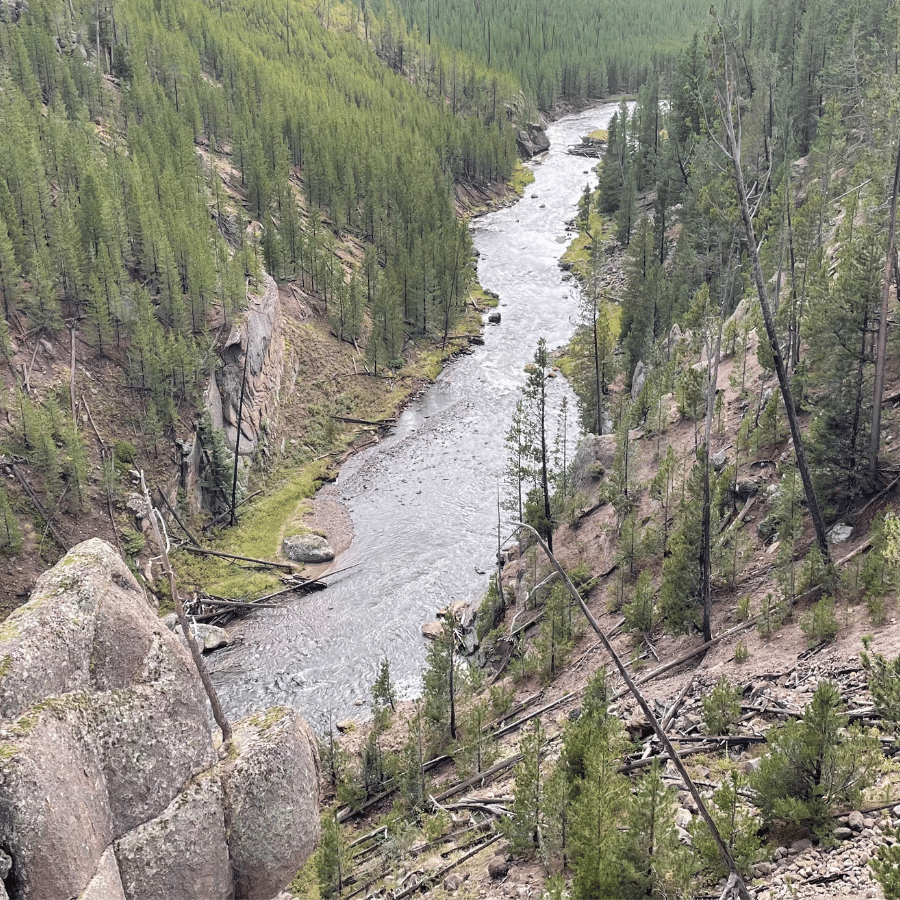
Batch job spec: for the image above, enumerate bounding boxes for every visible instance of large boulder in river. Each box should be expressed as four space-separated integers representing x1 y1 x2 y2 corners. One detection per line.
283 532 335 563
0 539 319 900
516 122 550 158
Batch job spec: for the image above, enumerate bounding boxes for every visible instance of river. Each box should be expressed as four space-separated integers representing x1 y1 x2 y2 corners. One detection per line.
210 102 621 731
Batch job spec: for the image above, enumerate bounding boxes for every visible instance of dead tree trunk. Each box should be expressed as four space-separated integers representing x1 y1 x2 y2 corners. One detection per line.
140 472 232 747
711 18 831 567
514 521 752 900
869 128 900 487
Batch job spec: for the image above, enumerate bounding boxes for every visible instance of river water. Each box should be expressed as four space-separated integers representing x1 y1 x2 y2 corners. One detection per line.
211 103 620 731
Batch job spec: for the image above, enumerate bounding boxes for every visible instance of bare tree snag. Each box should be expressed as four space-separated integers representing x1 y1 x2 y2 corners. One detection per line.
140 472 232 748
514 521 753 899
709 18 831 568
869 128 900 486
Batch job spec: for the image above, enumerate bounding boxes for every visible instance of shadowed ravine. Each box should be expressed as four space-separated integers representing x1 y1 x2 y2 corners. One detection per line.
210 103 620 731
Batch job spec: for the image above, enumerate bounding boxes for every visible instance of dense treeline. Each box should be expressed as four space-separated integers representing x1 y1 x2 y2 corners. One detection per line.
367 0 714 108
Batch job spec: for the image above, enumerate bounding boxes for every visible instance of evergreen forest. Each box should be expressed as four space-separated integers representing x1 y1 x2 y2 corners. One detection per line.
8 0 900 897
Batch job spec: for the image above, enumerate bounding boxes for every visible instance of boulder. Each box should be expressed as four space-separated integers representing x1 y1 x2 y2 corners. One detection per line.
487 856 509 879
828 523 853 544
659 392 680 427
0 540 320 900
516 123 550 158
80 848 127 900
0 540 108 719
115 775 233 900
422 621 443 640
0 704 112 900
282 533 335 563
221 709 321 900
488 311 501 324
711 449 728 472
527 123 550 153
733 479 758 499
192 622 230 651
92 681 216 837
571 433 617 494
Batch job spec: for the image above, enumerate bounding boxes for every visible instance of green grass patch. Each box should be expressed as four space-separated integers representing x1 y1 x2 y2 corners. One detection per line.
586 128 608 141
173 463 326 599
510 160 535 195
561 207 615 283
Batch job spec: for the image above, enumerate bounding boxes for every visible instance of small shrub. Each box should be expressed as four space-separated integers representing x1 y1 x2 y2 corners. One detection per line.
799 595 839 647
112 440 138 466
623 569 655 635
122 529 146 556
489 680 514 716
871 826 900 900
757 592 786 638
861 642 900 725
868 595 888 627
702 677 743 735
423 810 450 842
735 595 751 622
734 642 750 663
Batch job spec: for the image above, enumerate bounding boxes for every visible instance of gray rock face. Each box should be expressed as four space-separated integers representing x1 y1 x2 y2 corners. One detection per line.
516 123 550 157
115 776 233 900
221 710 321 900
93 681 216 836
80 848 127 900
173 273 287 514
631 360 646 400
282 533 335 563
0 539 319 900
0 704 112 900
571 433 618 494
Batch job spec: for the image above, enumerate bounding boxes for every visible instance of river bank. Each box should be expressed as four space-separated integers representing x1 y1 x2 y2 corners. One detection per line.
207 102 622 732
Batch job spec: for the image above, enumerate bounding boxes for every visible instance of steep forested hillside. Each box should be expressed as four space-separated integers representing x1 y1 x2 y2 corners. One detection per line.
368 0 713 107
0 0 523 597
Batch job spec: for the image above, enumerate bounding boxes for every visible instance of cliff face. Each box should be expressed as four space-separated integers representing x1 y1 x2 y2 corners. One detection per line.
0 539 319 900
174 272 292 514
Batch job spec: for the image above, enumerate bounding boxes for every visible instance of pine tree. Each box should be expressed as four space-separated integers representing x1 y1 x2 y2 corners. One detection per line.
372 657 397 712
523 338 553 550
623 762 685 899
317 813 350 899
422 615 460 752
503 719 545 854
0 488 22 555
751 680 881 836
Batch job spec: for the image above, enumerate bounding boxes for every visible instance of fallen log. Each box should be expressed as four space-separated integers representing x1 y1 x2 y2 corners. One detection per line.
199 596 282 610
329 415 397 427
610 614 762 702
6 462 67 549
660 674 697 731
392 833 502 900
432 754 523 804
156 488 201 546
182 545 294 570
491 691 577 740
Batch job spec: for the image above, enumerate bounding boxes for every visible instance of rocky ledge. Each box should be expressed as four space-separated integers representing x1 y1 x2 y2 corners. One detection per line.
0 539 319 900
